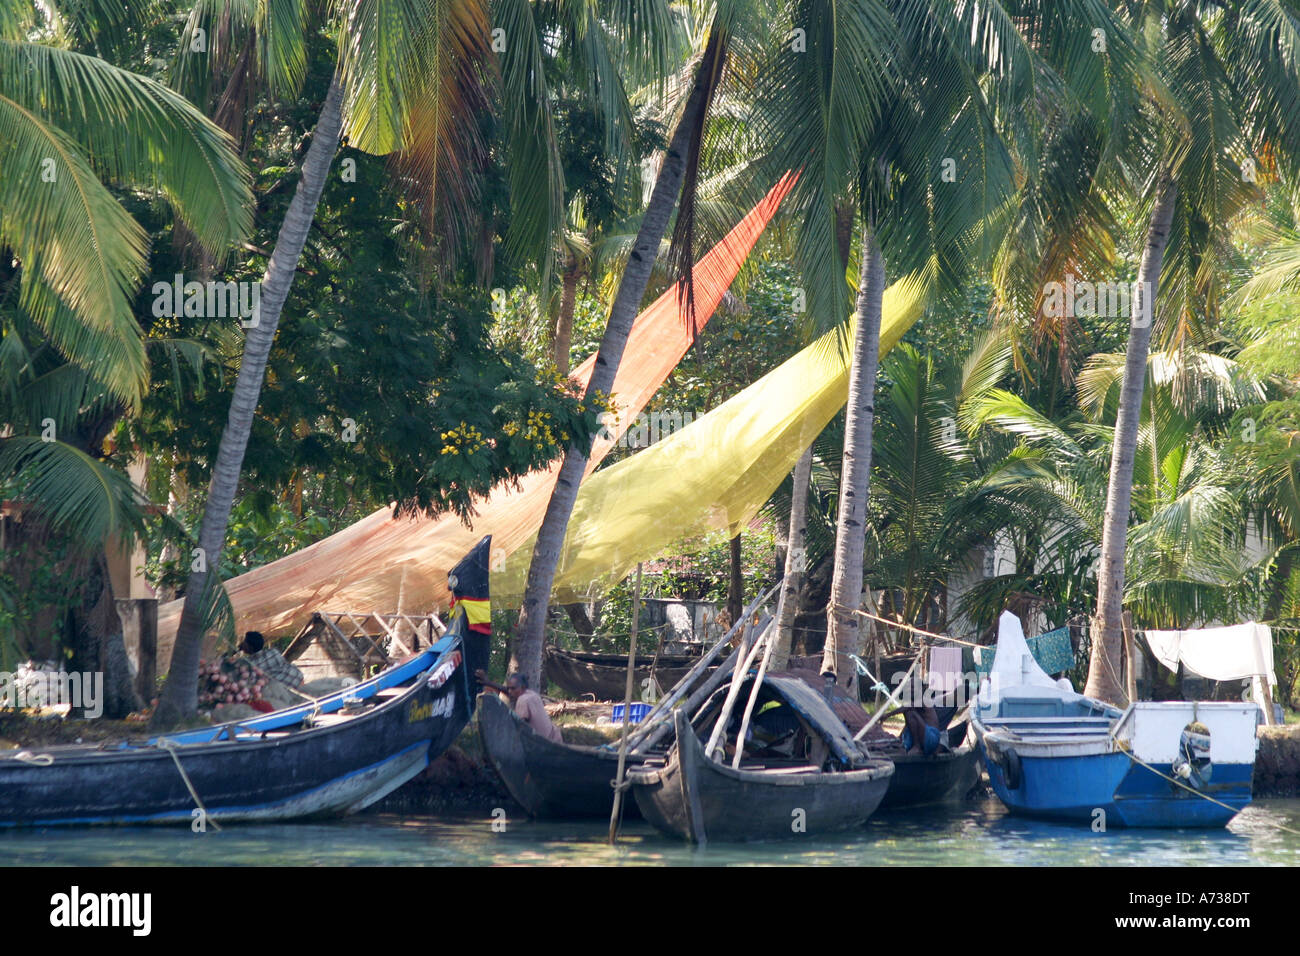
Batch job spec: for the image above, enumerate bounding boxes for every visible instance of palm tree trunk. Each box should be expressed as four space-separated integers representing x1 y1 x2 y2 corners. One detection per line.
151 75 345 728
510 75 711 690
554 262 579 377
821 227 886 686
727 533 744 625
1085 171 1178 706
771 445 813 671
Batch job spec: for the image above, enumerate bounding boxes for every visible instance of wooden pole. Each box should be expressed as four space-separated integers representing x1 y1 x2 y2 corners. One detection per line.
1122 610 1137 707
609 563 643 843
703 621 771 761
622 581 780 752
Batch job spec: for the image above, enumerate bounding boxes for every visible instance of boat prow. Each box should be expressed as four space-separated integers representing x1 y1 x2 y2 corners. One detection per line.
477 692 645 818
628 678 894 843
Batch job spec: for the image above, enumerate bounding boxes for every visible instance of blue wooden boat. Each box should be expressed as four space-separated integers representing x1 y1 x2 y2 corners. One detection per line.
0 539 494 828
972 611 1258 829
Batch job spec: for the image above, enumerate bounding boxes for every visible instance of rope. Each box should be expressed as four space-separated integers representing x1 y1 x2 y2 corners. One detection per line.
845 606 983 648
13 750 53 766
845 654 890 694
156 739 222 832
853 651 925 742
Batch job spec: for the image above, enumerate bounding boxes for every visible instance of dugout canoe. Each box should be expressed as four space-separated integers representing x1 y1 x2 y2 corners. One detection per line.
477 691 649 818
627 676 894 843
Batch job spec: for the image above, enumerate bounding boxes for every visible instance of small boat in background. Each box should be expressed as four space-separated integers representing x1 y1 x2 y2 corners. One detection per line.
778 665 980 809
973 611 1258 828
543 646 711 701
628 675 894 843
477 692 646 818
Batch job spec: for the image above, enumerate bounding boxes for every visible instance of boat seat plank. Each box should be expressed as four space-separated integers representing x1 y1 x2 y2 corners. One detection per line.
992 717 1112 725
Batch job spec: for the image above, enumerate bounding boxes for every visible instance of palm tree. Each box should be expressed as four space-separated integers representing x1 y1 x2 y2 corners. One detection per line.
0 0 251 406
0 0 251 706
1086 0 1300 704
509 0 904 686
802 1 1050 683
967 348 1271 638
154 0 680 725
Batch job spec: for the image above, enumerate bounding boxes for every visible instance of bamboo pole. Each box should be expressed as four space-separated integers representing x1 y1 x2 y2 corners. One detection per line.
629 626 764 755
609 563 642 843
731 587 788 768
703 621 772 761
622 581 780 752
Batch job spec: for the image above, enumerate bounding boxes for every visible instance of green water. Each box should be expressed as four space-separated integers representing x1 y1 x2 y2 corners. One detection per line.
2 798 1298 866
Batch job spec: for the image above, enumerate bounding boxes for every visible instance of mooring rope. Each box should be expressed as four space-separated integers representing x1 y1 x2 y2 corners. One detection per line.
156 738 222 832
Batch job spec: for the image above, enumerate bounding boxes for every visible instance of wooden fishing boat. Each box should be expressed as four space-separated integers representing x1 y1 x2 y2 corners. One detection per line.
544 645 711 701
867 723 981 809
0 636 474 827
628 675 894 842
778 666 978 808
0 539 495 828
477 692 646 818
972 611 1258 828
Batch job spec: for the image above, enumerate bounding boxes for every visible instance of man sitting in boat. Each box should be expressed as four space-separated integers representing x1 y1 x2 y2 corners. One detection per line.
475 670 564 744
239 631 304 689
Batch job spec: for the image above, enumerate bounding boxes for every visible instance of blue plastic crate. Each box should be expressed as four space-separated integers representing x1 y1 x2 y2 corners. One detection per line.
611 702 652 724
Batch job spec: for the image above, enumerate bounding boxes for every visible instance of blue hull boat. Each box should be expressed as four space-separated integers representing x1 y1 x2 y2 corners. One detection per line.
972 612 1257 829
0 538 495 827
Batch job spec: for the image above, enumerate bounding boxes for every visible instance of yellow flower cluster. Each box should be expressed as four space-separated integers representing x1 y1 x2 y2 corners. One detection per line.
440 423 486 455
517 408 560 446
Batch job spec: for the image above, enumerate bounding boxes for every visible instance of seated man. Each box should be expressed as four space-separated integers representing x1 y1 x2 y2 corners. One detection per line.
239 631 304 689
897 673 949 756
475 670 564 744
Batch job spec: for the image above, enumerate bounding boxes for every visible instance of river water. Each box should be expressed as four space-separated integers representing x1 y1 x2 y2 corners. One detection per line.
3 797 1298 866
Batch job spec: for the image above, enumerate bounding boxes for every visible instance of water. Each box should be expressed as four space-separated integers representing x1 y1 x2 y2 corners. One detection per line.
3 797 1298 866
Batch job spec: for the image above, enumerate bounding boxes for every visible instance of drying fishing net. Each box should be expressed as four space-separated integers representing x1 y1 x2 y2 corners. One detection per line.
157 174 797 662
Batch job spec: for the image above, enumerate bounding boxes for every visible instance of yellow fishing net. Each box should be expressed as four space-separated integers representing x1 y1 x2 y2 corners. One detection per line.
492 275 927 604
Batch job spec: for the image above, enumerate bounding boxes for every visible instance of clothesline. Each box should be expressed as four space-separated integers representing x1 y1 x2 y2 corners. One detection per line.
845 606 984 649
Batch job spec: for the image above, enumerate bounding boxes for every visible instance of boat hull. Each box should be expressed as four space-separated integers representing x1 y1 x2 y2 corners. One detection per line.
477 692 643 818
0 643 475 827
878 745 982 809
629 711 893 842
977 740 1253 828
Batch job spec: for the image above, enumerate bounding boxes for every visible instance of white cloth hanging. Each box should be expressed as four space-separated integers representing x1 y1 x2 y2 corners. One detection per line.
1142 622 1277 716
927 646 963 695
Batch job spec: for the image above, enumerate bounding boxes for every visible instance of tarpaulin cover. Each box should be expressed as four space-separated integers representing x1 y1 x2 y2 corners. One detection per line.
157 174 797 661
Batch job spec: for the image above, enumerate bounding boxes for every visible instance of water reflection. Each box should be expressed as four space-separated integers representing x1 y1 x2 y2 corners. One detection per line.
1 798 1296 866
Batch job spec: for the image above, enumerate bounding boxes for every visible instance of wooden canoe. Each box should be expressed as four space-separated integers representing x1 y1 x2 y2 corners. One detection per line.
870 724 982 809
543 646 712 701
628 683 894 843
477 692 646 819
0 635 476 827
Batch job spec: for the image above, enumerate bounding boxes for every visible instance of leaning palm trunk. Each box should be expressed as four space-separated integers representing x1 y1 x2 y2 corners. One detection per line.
510 80 711 690
554 262 579 377
770 445 813 671
821 229 886 686
1085 172 1178 706
152 76 345 728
